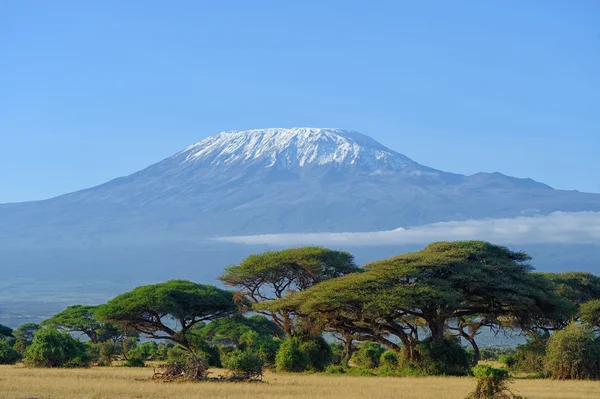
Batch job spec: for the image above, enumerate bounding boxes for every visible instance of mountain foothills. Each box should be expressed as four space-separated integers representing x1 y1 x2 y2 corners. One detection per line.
1 128 600 326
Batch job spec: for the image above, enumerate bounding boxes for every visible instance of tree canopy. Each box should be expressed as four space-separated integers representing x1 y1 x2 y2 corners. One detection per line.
42 305 125 344
258 241 572 363
219 246 361 336
96 280 236 351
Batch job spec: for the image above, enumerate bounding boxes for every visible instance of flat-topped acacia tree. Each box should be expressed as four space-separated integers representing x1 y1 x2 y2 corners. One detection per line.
96 280 236 352
258 241 572 364
219 246 361 337
42 305 126 344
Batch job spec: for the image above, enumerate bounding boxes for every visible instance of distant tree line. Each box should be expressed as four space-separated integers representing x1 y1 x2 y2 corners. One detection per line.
1 242 600 381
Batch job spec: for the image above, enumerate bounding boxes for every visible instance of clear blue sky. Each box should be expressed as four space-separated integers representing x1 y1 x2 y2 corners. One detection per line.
1 0 598 203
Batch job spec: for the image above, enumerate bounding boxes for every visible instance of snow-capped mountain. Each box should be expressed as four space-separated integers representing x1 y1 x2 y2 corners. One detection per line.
177 128 425 173
2 127 600 326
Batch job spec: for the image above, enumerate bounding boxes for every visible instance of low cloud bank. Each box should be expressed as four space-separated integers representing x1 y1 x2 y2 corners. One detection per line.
213 211 600 246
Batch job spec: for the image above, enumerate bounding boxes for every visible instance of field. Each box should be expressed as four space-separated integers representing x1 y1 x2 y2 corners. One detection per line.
1 365 600 399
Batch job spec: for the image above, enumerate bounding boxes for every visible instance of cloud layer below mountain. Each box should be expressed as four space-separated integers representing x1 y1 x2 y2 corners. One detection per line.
214 211 600 247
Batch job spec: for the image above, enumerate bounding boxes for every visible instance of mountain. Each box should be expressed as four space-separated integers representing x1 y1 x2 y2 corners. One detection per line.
1 127 600 326
1 128 598 245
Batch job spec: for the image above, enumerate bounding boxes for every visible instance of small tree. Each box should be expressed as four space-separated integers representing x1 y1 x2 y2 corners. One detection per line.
545 323 600 380
42 305 125 344
351 341 385 369
275 337 310 372
12 323 39 355
466 365 525 399
220 247 360 336
96 280 236 353
23 328 91 368
0 340 19 364
224 350 264 377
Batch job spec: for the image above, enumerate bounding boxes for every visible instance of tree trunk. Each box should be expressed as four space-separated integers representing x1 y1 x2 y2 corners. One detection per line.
343 337 355 364
467 335 480 365
429 318 446 346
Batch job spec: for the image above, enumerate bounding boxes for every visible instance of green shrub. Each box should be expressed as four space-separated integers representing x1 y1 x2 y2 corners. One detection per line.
238 331 280 366
499 354 516 369
329 343 345 366
379 350 399 369
88 341 120 366
128 341 158 360
0 340 20 364
299 336 332 371
123 352 145 367
275 337 310 372
223 350 264 376
465 364 524 399
545 323 600 380
23 328 91 368
351 341 385 369
512 340 546 373
403 337 471 376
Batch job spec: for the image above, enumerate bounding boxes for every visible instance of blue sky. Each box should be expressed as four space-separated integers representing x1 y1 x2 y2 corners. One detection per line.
1 0 598 203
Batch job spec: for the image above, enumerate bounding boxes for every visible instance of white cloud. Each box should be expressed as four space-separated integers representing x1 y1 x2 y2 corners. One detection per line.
213 212 600 247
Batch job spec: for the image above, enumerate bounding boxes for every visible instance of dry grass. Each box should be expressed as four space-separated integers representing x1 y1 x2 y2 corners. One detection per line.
0 365 599 399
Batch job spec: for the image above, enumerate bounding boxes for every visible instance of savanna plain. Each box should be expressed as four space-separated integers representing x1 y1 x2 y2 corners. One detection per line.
1 365 600 399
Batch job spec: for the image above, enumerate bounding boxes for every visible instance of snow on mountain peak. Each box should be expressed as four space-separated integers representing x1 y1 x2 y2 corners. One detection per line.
177 127 421 172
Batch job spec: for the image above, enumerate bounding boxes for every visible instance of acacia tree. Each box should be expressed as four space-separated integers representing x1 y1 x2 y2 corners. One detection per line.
42 305 123 344
259 241 571 365
96 280 236 352
13 323 39 355
219 246 360 337
0 324 13 340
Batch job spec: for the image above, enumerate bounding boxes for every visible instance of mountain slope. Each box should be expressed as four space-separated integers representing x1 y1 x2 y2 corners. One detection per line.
1 127 599 248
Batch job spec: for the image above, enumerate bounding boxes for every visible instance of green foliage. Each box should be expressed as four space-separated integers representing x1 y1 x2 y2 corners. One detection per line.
275 337 310 372
196 315 282 346
580 299 600 330
299 336 332 371
220 247 360 336
545 323 600 380
123 352 145 367
23 328 91 368
259 241 568 370
12 323 39 355
128 341 158 360
0 340 20 364
466 365 524 399
223 350 264 376
96 280 236 351
238 330 280 366
379 350 399 368
405 337 471 376
351 341 385 369
538 272 600 306
0 324 13 340
511 340 546 373
88 341 121 366
329 342 345 366
42 305 114 343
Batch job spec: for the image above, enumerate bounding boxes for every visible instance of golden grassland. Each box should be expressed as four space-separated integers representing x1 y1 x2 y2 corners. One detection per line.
1 365 600 399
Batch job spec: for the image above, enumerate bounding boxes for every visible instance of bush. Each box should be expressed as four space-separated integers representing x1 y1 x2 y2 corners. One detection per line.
128 341 158 361
465 365 524 399
329 343 345 366
403 337 471 376
351 341 385 369
238 331 280 366
224 350 264 376
88 341 120 366
123 352 145 367
379 350 399 369
0 340 20 364
512 340 546 373
275 337 310 372
23 328 91 368
545 323 600 380
299 336 332 371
